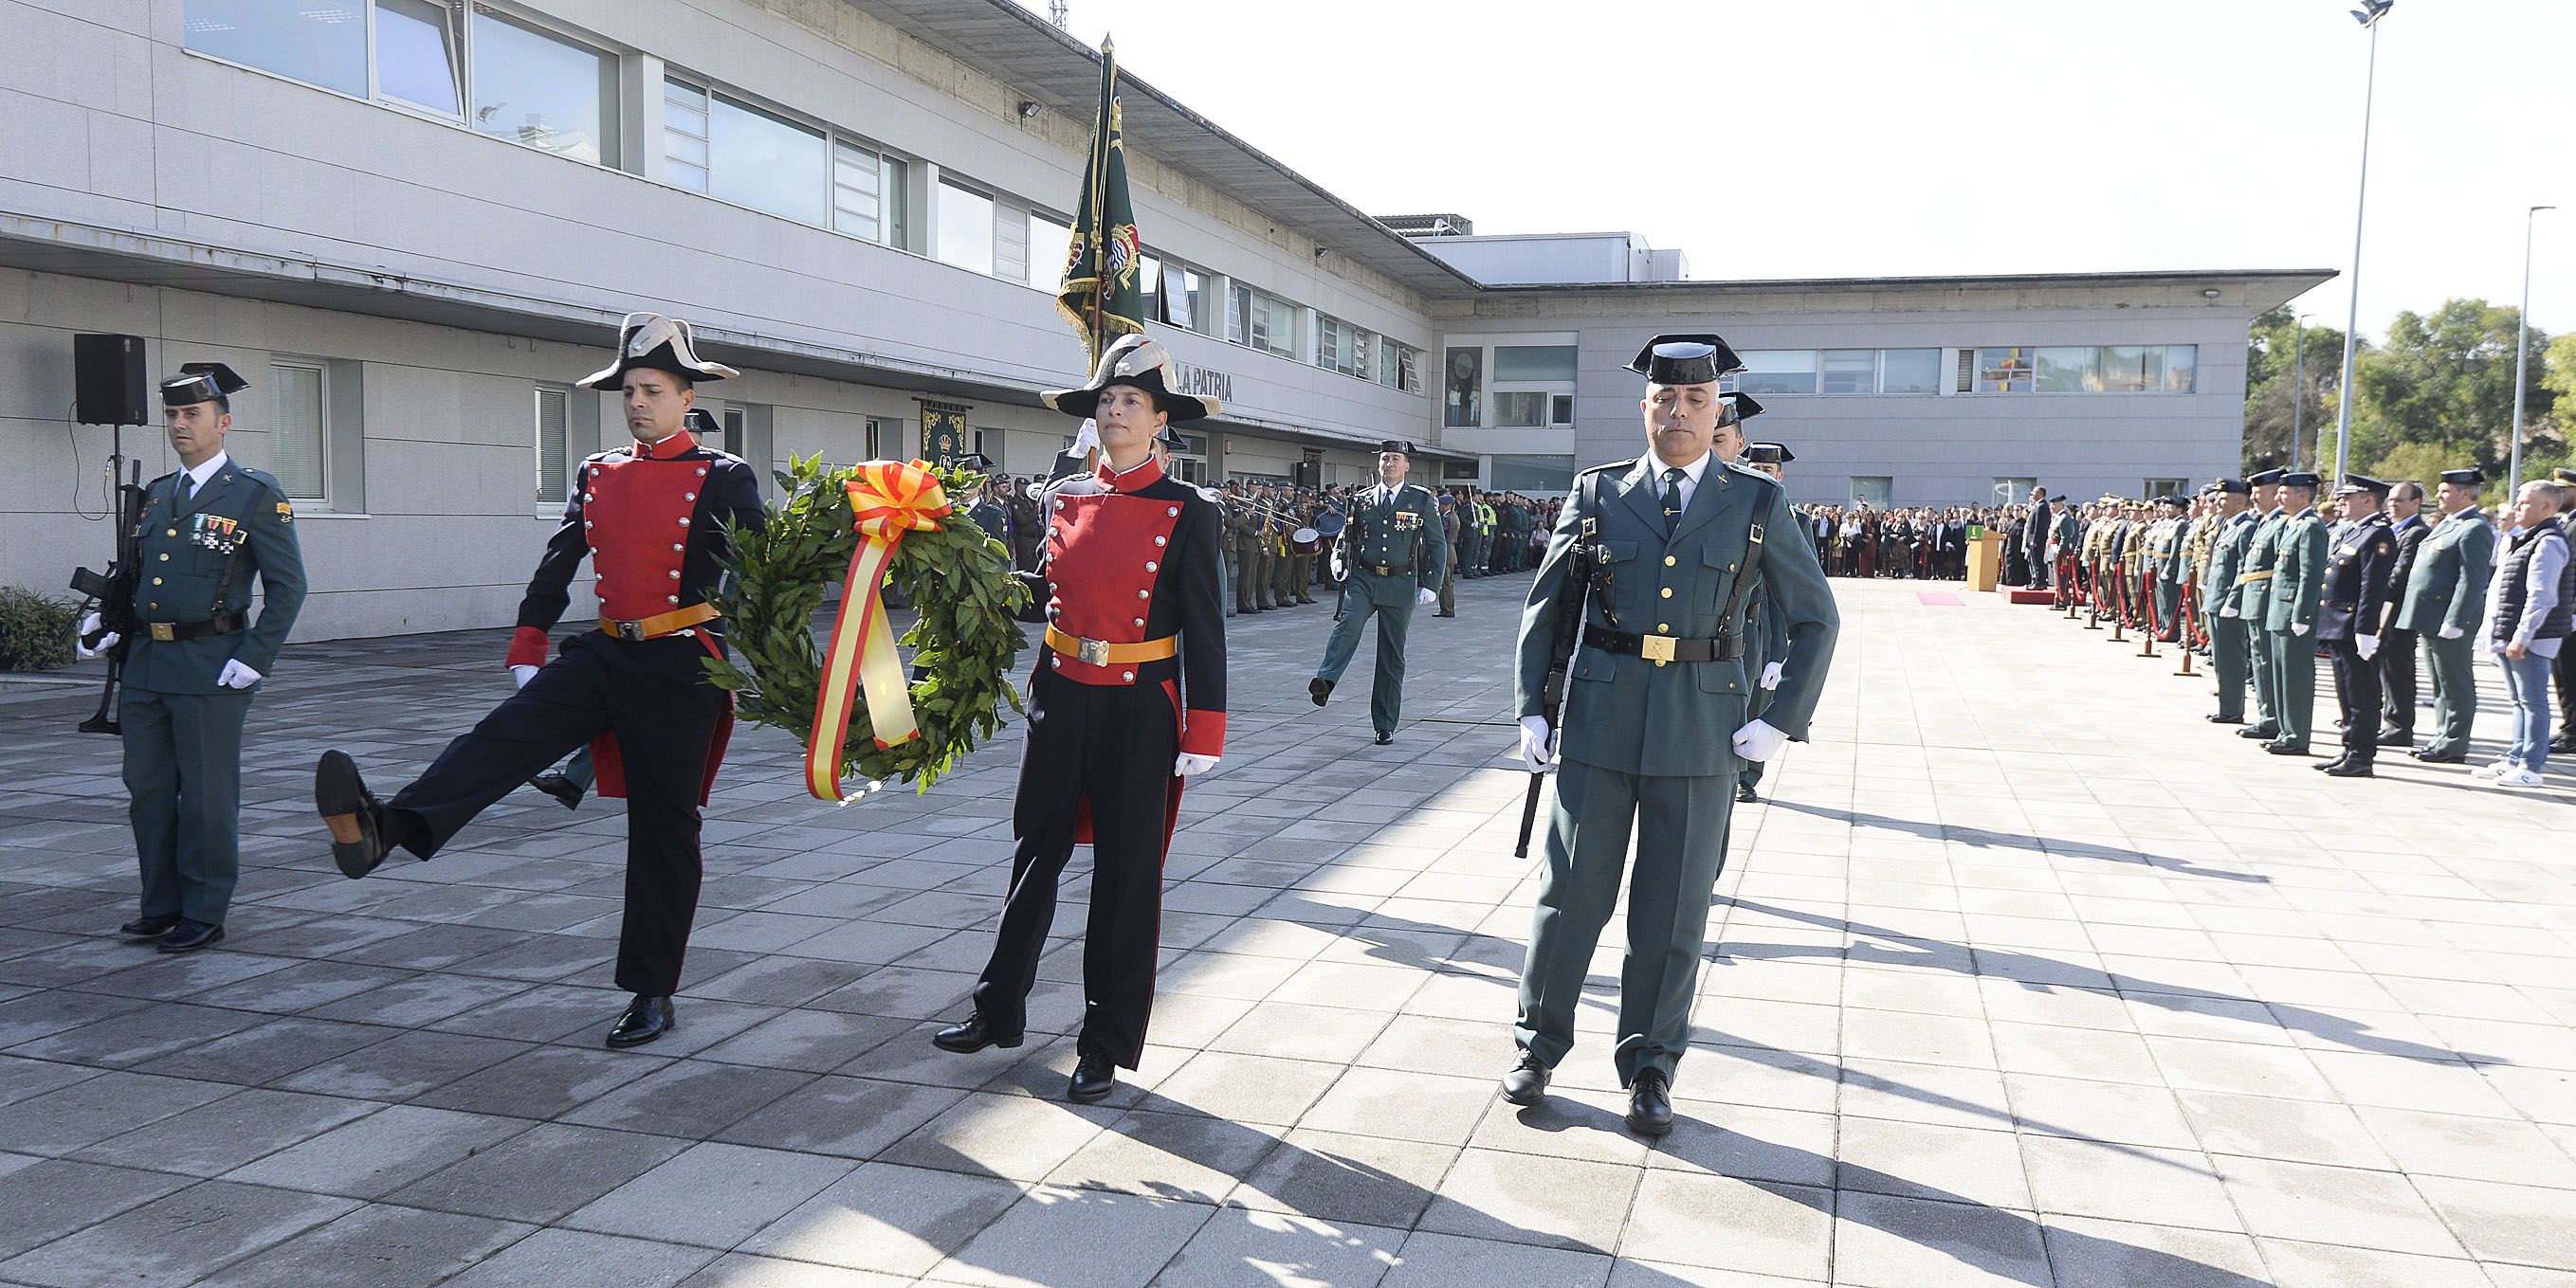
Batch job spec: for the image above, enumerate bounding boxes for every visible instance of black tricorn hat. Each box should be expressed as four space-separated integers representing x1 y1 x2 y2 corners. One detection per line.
955 452 996 472
684 408 721 436
1627 334 1744 385
2439 468 2484 485
1719 392 1766 427
1745 442 1796 465
1043 334 1218 423
578 313 740 390
161 362 250 408
1375 440 1416 456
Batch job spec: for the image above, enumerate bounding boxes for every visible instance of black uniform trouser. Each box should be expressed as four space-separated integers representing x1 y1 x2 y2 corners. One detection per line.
972 665 1179 1069
383 632 723 997
2555 645 2576 739
2380 627 2419 737
2328 635 2383 762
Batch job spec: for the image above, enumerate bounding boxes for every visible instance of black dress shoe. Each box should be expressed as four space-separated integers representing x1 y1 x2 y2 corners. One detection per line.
1625 1068 1674 1137
155 918 224 954
315 751 389 880
1373 730 1393 746
605 995 675 1048
2237 726 2280 740
2264 741 2310 756
931 1013 1023 1054
2311 755 2344 771
1435 611 1456 618
2206 714 2244 725
1069 1050 1117 1103
2413 750 2467 764
2324 758 2375 778
1308 677 1333 707
1500 1050 1550 1105
119 913 182 940
1735 783 1759 804
2376 729 2412 748
530 771 584 810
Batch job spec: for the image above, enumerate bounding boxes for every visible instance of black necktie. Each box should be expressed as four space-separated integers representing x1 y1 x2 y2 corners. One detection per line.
1661 467 1686 531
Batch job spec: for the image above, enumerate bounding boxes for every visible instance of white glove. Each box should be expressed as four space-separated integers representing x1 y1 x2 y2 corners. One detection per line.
1760 662 1783 690
1416 588 1438 607
2291 623 2310 637
1174 753 1219 777
215 660 262 690
2356 634 2380 661
511 664 539 690
2219 605 2239 619
1329 555 1346 580
2439 624 2465 641
1518 715 1558 773
1730 718 1786 762
75 612 119 661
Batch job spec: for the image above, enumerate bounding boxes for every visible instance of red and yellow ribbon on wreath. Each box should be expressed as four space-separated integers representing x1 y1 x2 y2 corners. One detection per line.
805 460 952 801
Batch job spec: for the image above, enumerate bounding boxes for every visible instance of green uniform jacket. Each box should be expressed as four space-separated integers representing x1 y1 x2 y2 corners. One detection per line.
2266 509 2329 633
2234 509 2287 621
1336 481 1448 608
2392 508 2497 636
2203 511 2257 611
121 463 308 694
1517 456 1838 778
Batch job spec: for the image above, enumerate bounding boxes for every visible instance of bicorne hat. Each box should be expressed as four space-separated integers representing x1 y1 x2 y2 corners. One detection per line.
577 313 740 391
1043 334 1218 423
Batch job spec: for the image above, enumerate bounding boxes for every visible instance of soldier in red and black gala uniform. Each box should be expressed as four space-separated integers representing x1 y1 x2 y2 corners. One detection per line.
932 334 1227 1104
312 314 764 1049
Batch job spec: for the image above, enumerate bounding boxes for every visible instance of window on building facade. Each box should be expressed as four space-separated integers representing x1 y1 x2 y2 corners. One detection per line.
469 7 616 165
1380 341 1423 391
1158 263 1207 332
1738 351 1818 396
709 93 828 227
1228 286 1295 358
1852 476 1893 508
1491 393 1552 427
184 0 371 98
1973 347 2036 393
1493 345 1577 384
2145 477 2188 498
1028 213 1073 288
2163 345 2198 392
994 204 1030 285
1444 347 1483 427
534 385 570 504
1992 477 2037 505
1137 253 1162 319
664 80 710 191
832 140 886 241
1878 348 1943 393
1819 349 1876 395
376 0 463 117
1317 315 1353 376
1492 455 1577 493
270 362 331 502
866 416 898 460
934 181 996 275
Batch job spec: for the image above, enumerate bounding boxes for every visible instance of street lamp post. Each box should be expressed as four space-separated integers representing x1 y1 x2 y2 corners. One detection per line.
2330 0 2394 485
2508 205 2553 495
2291 314 2309 471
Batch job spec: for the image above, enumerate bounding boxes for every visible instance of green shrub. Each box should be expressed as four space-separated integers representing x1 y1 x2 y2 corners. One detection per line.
0 588 79 673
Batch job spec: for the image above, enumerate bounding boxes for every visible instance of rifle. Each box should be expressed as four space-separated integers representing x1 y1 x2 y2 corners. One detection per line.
68 455 145 735
1516 504 1598 859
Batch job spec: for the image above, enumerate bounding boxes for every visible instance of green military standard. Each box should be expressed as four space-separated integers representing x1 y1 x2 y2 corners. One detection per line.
2261 471 2330 755
2396 467 2498 763
1500 336 1838 1138
2231 469 2290 739
1310 442 1448 744
80 363 307 953
2201 478 2258 723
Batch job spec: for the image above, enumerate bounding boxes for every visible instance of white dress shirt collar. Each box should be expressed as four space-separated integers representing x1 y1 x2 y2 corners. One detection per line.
183 451 230 499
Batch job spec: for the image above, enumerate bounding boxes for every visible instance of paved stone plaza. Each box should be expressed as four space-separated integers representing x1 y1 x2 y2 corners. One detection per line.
0 575 2571 1288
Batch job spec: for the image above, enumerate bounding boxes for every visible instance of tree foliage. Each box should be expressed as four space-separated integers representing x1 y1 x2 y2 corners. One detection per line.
2245 299 2560 486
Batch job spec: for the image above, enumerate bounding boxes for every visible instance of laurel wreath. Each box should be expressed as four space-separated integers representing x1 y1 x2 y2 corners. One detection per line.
703 454 1029 790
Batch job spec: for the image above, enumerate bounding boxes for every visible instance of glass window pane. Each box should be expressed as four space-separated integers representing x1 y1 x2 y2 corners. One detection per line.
1878 348 1942 393
1491 454 1575 493
710 94 827 226
534 387 568 503
935 181 994 274
1029 214 1071 287
1444 347 1483 427
269 364 328 500
1737 350 1818 396
376 0 462 116
2163 345 2198 392
1227 286 1248 345
993 203 1028 283
667 135 708 169
1493 391 1550 427
1852 476 1892 507
2036 346 2097 392
184 0 368 97
1550 393 1573 424
1139 254 1162 315
881 157 910 248
1161 263 1193 330
1975 347 2034 393
2096 345 2158 393
1819 349 1875 394
1494 344 1578 382
471 7 616 166
667 161 707 193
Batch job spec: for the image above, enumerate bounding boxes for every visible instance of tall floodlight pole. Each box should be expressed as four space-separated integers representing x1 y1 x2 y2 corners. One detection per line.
2291 314 2308 470
2508 206 2552 495
2330 0 2393 484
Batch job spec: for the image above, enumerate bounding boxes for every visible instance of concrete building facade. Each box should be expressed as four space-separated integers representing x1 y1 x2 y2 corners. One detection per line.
0 0 2327 640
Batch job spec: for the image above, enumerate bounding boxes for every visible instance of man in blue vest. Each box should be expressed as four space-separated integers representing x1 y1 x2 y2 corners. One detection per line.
1310 441 1448 744
77 363 307 953
1503 335 1839 1136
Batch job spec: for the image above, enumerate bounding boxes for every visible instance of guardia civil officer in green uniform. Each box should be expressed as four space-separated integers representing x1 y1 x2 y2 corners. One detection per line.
2232 469 2290 741
2201 478 2257 724
1737 428 1792 807
75 364 307 953
1309 441 1447 744
2399 468 2497 763
2261 471 2330 756
1503 336 1838 1136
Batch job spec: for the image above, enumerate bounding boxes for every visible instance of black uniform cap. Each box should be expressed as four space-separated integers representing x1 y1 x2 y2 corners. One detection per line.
161 362 250 408
2278 471 2323 489
2336 473 2391 498
2247 468 2288 486
2214 478 2251 494
1627 334 1745 385
2438 468 2484 485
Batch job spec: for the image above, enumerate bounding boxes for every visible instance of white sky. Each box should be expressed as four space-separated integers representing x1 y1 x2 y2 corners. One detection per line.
1013 0 2572 340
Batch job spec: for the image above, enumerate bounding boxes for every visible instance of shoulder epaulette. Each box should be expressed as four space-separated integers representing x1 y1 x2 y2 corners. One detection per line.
1577 459 1635 478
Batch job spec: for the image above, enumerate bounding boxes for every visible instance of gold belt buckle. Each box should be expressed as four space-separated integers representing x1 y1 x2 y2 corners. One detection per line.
613 619 646 642
1640 634 1678 666
149 623 176 643
1077 637 1111 666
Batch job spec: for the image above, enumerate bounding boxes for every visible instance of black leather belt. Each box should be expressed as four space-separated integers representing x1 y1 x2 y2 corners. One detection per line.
143 611 248 643
1588 626 1735 665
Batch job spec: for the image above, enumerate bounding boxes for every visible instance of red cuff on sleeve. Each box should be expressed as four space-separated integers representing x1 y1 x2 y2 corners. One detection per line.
505 626 552 670
1180 710 1226 758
